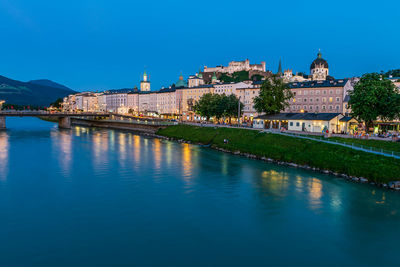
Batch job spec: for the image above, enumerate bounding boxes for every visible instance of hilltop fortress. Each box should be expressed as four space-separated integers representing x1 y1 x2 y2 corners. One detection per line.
203 59 266 74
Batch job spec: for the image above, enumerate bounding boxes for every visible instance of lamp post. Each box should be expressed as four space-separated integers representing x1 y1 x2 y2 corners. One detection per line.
336 106 340 133
238 96 241 127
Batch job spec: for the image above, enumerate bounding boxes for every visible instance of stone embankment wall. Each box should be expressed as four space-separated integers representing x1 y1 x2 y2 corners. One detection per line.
71 118 167 134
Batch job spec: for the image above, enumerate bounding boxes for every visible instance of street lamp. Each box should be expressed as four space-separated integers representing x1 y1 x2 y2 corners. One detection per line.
336 106 340 133
238 96 241 127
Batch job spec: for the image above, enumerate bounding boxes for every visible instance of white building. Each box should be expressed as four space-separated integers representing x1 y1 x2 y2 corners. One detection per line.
188 72 205 88
213 81 252 96
105 93 128 112
253 113 343 133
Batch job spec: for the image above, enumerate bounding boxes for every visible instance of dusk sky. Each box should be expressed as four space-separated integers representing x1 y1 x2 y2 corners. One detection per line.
0 0 399 91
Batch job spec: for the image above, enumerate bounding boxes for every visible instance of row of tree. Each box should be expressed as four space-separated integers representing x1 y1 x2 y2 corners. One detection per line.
193 93 243 122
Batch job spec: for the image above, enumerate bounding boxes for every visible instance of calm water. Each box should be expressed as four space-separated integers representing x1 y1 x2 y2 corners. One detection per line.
0 117 399 266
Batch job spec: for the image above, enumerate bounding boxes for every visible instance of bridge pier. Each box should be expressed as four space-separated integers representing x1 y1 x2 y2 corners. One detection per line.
0 117 5 129
58 117 71 129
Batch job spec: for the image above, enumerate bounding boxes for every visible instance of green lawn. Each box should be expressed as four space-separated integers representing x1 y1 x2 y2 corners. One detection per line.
157 125 400 183
328 137 400 153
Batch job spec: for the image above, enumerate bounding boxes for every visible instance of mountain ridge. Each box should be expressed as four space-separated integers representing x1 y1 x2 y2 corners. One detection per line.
0 75 76 106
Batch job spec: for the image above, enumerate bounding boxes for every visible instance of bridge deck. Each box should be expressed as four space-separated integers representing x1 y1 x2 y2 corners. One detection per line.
0 112 110 117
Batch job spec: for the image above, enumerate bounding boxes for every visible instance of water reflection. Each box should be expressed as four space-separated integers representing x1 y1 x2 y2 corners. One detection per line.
153 139 161 171
92 131 110 173
51 130 72 176
260 170 289 197
308 178 323 210
0 132 9 180
182 143 192 179
133 135 140 166
118 132 127 164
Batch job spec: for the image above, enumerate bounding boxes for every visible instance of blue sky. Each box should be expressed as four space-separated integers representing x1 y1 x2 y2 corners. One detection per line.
0 0 399 91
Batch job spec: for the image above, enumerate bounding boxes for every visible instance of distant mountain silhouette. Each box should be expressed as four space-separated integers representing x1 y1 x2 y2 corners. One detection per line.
28 79 72 91
0 75 76 106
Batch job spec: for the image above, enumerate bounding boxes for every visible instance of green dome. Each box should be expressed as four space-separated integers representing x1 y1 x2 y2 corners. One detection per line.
176 75 187 87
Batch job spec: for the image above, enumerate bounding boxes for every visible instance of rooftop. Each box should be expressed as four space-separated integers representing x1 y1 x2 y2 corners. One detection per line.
288 79 348 89
254 113 341 121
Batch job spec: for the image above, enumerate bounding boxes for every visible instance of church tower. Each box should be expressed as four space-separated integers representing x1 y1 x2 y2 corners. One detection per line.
277 59 283 76
310 50 329 81
140 71 151 91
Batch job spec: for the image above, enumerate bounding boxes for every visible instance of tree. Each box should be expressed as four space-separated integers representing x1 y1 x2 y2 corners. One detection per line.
219 71 250 83
253 74 293 114
193 93 214 120
224 94 243 122
194 93 244 122
349 73 400 132
50 98 63 108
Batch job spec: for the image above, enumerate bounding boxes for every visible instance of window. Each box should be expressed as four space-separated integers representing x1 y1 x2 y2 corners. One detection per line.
322 105 326 110
336 105 340 110
336 97 340 102
304 99 307 102
290 122 293 126
329 97 333 102
322 97 326 103
310 106 313 110
323 90 327 94
309 98 313 102
316 90 320 95
329 105 333 110
296 122 300 127
316 98 319 102
329 90 333 94
336 90 340 94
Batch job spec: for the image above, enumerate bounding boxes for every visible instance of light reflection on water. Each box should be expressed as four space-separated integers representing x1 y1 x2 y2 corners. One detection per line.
0 117 400 266
0 131 9 180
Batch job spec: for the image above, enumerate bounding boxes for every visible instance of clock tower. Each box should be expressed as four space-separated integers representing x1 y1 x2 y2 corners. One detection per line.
140 71 151 91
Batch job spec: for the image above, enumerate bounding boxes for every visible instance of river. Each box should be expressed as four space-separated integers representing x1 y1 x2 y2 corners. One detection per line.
0 117 399 266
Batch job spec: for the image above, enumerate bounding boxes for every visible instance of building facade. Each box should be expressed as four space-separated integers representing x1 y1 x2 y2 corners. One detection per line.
287 79 352 114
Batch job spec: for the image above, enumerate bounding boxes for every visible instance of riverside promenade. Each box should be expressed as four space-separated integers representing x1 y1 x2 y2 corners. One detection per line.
181 122 400 159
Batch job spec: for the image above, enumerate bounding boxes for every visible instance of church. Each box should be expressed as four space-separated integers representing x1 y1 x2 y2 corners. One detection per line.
140 71 151 91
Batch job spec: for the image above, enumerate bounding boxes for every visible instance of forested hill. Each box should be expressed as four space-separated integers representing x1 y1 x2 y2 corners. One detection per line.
0 75 76 106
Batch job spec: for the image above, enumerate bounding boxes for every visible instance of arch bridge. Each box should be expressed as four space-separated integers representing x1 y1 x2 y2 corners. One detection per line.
0 111 111 129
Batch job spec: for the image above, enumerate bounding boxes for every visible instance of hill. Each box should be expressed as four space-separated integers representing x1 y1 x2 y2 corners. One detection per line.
0 75 76 106
28 79 72 91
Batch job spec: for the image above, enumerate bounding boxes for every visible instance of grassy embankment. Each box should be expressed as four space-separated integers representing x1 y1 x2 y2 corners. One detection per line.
328 137 400 153
157 125 400 183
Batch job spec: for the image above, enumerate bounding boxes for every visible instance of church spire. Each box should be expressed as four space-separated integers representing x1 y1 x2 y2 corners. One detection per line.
277 59 282 76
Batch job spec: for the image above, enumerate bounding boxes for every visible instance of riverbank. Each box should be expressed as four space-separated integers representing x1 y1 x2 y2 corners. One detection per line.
156 125 400 186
